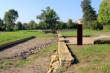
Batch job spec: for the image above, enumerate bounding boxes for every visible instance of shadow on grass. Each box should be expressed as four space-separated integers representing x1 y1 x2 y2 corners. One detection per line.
67 45 79 64
0 36 36 51
94 40 110 44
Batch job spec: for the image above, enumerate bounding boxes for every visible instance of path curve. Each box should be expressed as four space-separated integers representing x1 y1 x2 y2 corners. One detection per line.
94 35 110 40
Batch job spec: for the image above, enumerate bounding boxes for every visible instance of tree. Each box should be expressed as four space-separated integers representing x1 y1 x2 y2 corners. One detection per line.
14 21 23 30
56 21 67 29
28 20 37 30
91 21 103 30
70 22 78 29
98 0 110 25
0 19 5 31
37 7 59 30
38 21 47 29
22 23 28 30
32 22 37 29
4 9 18 31
81 0 97 28
67 19 72 29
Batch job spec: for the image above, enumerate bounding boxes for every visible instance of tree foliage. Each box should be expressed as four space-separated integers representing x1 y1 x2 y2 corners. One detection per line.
0 19 5 31
98 0 110 25
14 21 23 30
4 9 18 31
90 21 103 30
38 21 47 29
37 7 59 30
67 19 72 29
56 21 67 29
28 20 37 30
81 0 97 28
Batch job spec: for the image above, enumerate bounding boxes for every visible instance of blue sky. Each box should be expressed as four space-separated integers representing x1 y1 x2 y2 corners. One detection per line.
0 0 102 23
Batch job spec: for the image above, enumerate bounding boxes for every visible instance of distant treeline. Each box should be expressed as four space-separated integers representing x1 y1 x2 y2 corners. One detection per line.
0 0 110 31
0 8 78 31
0 19 78 31
81 0 110 30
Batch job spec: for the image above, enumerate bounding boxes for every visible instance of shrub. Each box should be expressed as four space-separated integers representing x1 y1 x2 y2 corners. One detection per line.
89 21 103 30
104 24 110 30
98 0 110 24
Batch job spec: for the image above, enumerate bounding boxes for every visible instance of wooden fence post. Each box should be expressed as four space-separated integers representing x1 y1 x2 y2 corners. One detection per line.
77 24 83 45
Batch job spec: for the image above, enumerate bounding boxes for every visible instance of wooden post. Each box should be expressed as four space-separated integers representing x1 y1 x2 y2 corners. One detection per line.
77 24 83 45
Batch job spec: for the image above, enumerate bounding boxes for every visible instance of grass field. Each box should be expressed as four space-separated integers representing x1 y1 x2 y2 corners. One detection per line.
60 29 110 37
64 44 110 73
0 30 55 45
0 29 110 72
57 28 110 73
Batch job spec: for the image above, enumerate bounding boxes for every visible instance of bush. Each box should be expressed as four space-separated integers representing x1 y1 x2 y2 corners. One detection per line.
70 23 78 29
98 0 110 24
104 24 110 30
89 21 103 30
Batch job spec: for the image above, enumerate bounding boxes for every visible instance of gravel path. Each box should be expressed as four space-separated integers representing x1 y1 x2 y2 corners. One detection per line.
94 35 110 40
65 35 110 45
0 38 51 58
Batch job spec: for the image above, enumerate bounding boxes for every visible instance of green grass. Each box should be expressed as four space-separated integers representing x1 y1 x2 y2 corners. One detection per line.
0 30 55 45
6 61 13 65
0 61 6 70
60 29 110 73
14 59 28 67
60 29 110 37
66 44 110 73
104 25 110 30
0 61 4 65
98 37 110 41
33 43 57 59
0 65 6 70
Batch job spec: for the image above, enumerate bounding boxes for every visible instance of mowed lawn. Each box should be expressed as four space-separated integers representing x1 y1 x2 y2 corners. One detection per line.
60 29 110 37
59 29 110 73
0 30 55 45
66 44 110 73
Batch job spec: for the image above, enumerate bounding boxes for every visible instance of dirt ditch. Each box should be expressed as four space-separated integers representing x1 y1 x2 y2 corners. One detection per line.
0 37 55 59
0 50 55 73
0 37 58 73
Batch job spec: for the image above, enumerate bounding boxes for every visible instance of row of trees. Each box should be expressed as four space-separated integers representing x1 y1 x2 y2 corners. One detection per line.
37 7 78 30
81 0 110 30
0 9 19 31
38 20 77 30
81 0 103 30
1 0 109 31
0 19 38 31
0 9 39 31
0 7 78 31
